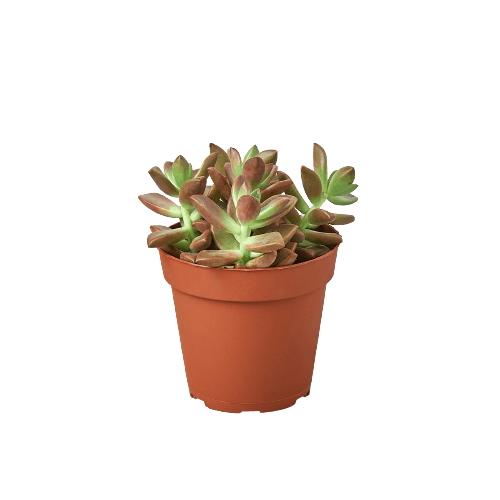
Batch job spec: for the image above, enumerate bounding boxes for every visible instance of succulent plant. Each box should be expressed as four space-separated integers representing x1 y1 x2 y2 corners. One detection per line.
139 144 358 268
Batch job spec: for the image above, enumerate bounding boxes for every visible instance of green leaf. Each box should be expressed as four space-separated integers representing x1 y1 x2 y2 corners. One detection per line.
313 143 328 190
171 155 192 188
190 195 241 234
208 167 232 200
147 227 189 247
251 188 261 201
212 226 239 250
138 193 182 218
243 145 259 162
229 148 243 175
209 143 230 174
231 175 252 204
301 166 323 206
246 251 277 268
258 164 278 189
330 214 355 225
303 229 343 245
148 167 179 197
179 177 207 207
196 250 243 267
189 229 212 252
260 179 293 201
242 156 265 187
236 195 261 224
308 208 336 225
327 166 355 197
256 149 278 164
243 232 285 253
326 194 358 205
196 152 218 178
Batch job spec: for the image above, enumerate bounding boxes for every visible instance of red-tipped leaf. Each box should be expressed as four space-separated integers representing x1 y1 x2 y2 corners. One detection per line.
190 195 241 234
138 193 182 218
236 195 261 224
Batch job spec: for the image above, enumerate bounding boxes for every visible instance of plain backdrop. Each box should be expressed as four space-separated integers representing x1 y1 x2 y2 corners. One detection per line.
1 1 499 499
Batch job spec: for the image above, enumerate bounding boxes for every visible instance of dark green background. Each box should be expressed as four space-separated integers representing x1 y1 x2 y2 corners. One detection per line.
0 1 500 500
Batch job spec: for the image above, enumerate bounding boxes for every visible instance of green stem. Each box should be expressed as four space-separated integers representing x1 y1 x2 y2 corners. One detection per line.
238 225 251 264
181 205 196 243
299 207 313 232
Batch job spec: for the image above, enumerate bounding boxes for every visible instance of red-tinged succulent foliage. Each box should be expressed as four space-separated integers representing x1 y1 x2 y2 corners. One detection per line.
138 143 358 268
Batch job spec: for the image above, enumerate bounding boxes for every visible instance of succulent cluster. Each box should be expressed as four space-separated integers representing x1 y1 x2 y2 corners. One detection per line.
139 144 358 268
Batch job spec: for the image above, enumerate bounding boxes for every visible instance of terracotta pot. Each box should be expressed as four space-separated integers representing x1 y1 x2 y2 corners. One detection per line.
157 230 340 413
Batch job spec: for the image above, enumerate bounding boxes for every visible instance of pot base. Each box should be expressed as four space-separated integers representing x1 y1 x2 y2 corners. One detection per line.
190 388 311 413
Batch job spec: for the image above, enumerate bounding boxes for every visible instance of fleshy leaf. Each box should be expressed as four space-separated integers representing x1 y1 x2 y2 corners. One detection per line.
303 229 343 245
260 179 293 201
179 177 207 206
246 251 277 268
211 226 239 250
180 253 198 264
301 166 323 206
147 227 188 247
207 185 221 203
148 167 179 197
285 241 297 252
231 175 252 204
284 207 302 225
236 195 261 224
189 229 212 252
161 245 181 257
258 164 278 189
326 194 358 205
252 221 278 235
228 148 242 174
251 195 297 229
171 155 192 188
163 161 175 184
256 149 278 164
209 143 230 174
138 193 182 218
242 156 265 187
251 188 261 201
269 224 298 244
243 145 259 162
196 152 218 178
192 220 211 233
295 247 317 261
243 232 285 253
308 208 336 225
190 195 241 234
274 248 298 267
226 195 238 221
313 143 328 189
150 224 169 232
327 166 355 197
224 162 236 184
196 250 243 267
208 167 232 200
306 244 330 256
330 214 355 225
290 229 305 243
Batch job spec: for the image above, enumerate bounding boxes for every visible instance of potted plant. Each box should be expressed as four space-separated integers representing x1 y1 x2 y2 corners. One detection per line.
139 143 358 413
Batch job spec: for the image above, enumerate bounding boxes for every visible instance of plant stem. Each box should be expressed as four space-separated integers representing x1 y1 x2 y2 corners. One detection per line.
239 225 251 264
299 207 313 232
181 205 196 243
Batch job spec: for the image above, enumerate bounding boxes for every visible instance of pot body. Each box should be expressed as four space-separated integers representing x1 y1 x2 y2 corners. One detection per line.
158 245 339 413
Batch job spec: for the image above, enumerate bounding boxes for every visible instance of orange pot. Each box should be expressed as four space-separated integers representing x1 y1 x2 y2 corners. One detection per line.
157 238 339 413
